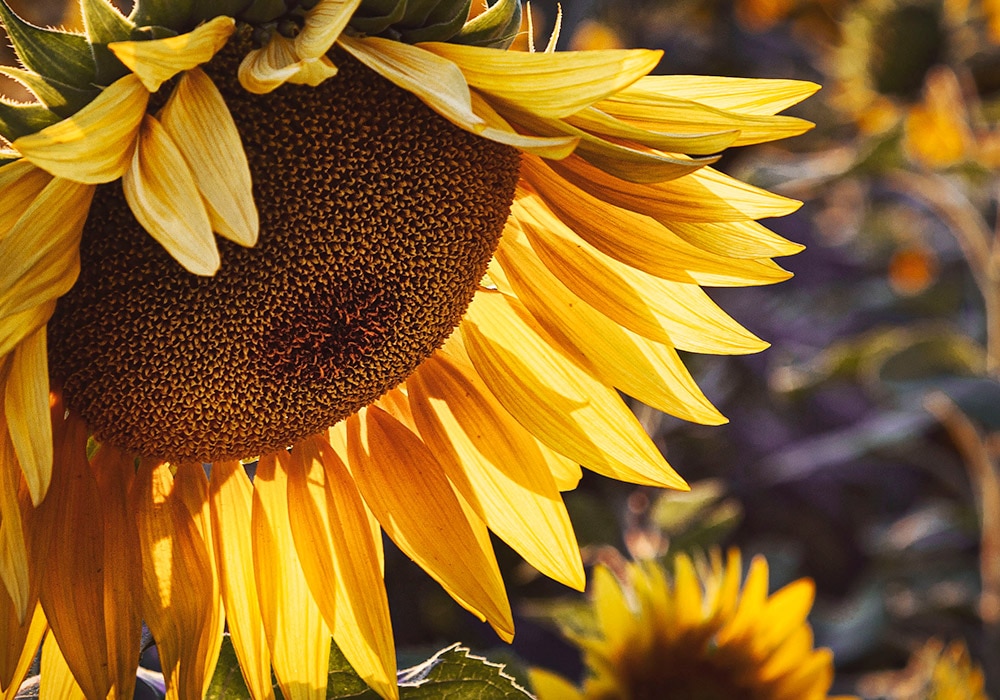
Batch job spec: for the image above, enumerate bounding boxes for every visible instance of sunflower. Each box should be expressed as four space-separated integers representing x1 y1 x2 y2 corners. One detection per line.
0 0 815 698
857 638 988 700
530 550 856 700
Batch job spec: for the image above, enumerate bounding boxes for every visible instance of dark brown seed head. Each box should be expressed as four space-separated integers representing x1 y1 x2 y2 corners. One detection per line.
46 47 520 463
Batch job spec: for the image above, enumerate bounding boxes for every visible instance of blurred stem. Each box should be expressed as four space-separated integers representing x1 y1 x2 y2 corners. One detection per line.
924 392 1000 688
887 171 1000 377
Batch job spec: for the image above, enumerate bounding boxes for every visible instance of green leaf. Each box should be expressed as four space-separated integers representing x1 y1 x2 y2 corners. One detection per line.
397 645 534 699
0 99 61 141
0 1 97 86
0 66 99 117
398 0 472 43
327 643 382 699
349 0 408 35
80 0 135 84
452 0 520 47
238 0 287 24
129 0 195 30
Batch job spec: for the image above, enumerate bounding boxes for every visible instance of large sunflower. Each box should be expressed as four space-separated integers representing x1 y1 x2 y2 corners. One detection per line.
0 1 816 698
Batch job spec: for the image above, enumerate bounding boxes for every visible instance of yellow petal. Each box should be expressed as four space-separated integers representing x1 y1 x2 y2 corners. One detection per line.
493 236 726 425
12 75 148 183
460 291 687 490
252 451 331 700
470 92 578 158
408 354 585 590
109 16 236 92
238 35 335 94
159 68 258 247
0 160 51 236
134 460 224 700
324 424 385 575
4 328 51 505
123 114 220 276
0 303 53 360
421 43 661 118
755 578 815 657
39 633 85 700
208 461 275 700
564 106 740 154
529 668 584 700
519 162 793 285
285 437 398 700
0 601 45 699
345 407 514 639
296 0 362 59
512 196 768 354
0 408 28 622
717 555 769 646
337 36 486 134
31 403 111 700
628 75 820 115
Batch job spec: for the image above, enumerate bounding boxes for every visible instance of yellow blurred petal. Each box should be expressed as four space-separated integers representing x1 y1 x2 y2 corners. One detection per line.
590 566 631 645
460 291 687 489
338 36 486 134
493 235 726 425
160 68 258 247
408 354 585 590
529 668 584 700
252 452 331 700
520 161 793 285
470 92 578 158
717 555 769 646
4 328 51 505
512 196 768 354
755 578 815 656
0 411 28 622
13 75 148 183
421 43 661 119
39 633 85 700
123 114 220 276
628 75 820 115
32 404 111 700
285 437 397 700
346 407 514 639
208 461 275 700
134 460 223 700
109 16 236 92
296 0 362 59
671 555 704 632
0 160 52 236
0 176 93 321
549 154 801 225
0 601 45 699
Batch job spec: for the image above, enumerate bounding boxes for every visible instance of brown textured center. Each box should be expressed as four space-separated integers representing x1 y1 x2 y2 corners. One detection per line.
46 47 521 463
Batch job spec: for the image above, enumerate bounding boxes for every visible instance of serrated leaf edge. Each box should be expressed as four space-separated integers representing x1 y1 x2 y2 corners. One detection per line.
398 643 534 697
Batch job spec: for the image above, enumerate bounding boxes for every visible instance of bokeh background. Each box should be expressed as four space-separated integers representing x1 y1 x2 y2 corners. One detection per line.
4 0 1000 697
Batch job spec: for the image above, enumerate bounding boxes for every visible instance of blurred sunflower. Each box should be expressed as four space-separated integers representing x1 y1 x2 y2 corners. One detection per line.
531 550 855 700
0 0 815 697
857 638 988 700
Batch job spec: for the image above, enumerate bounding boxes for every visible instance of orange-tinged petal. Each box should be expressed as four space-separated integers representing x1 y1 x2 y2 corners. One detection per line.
0 403 29 619
209 461 274 700
31 402 110 700
123 114 219 276
346 407 514 639
286 437 398 700
109 16 236 92
296 0 362 59
0 160 51 236
0 600 44 699
13 75 148 183
159 68 258 248
134 460 223 700
39 633 85 700
459 291 687 490
4 328 51 505
408 354 584 590
421 43 661 118
252 451 331 700
337 35 486 134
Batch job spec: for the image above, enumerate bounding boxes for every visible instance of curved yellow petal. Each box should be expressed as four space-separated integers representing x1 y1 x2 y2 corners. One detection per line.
460 291 687 490
109 16 236 92
160 68 258 248
337 35 486 134
493 235 726 425
285 437 397 700
408 354 585 590
564 106 740 155
39 633 85 700
295 0 362 59
470 93 578 158
238 37 308 95
123 114 219 276
0 303 53 360
421 43 661 119
512 196 767 354
252 451 331 700
0 393 29 622
756 578 815 656
134 460 224 700
345 407 514 639
4 328 51 505
627 75 820 115
0 160 51 236
12 75 148 184
0 601 45 699
208 460 274 700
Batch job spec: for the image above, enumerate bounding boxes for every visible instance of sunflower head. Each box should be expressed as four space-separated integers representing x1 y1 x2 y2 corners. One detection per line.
532 550 855 700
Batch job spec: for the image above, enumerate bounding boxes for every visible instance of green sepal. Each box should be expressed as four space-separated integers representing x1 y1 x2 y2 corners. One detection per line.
80 0 135 85
0 66 99 118
452 0 521 48
398 0 472 43
349 0 408 35
398 0 440 28
0 1 97 87
128 0 194 31
0 99 61 142
192 0 256 23
129 24 179 40
238 0 287 24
